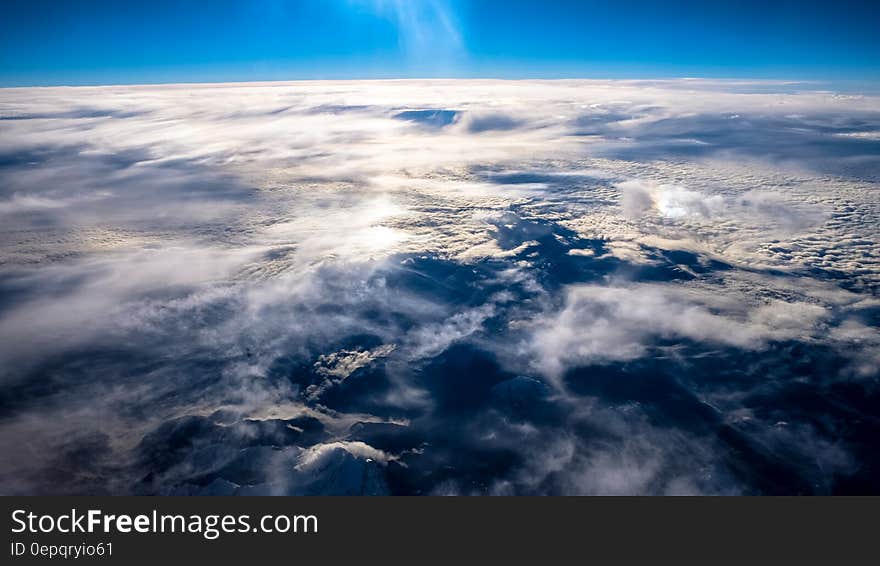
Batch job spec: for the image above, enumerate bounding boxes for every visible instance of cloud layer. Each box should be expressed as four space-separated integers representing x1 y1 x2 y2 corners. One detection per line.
0 79 878 494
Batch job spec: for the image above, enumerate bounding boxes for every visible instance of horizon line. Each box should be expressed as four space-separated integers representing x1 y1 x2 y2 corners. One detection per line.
0 75 840 91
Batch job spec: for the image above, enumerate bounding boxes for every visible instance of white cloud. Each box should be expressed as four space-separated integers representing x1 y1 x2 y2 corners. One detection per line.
531 282 829 379
619 179 725 220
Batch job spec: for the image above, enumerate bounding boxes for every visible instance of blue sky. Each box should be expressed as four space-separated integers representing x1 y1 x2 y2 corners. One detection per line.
0 0 877 86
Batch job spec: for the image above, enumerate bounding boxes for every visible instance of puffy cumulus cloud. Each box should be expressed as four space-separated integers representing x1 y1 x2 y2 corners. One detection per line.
619 180 724 219
618 178 829 236
0 79 878 495
314 345 397 380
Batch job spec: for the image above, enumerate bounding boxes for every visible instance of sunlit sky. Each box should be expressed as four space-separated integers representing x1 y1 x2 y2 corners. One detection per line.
0 0 878 86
